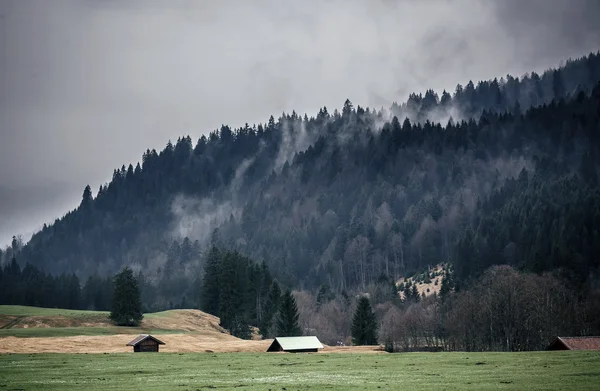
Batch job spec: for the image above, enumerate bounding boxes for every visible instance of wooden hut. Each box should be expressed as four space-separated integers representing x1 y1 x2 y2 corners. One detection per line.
547 336 600 350
126 334 165 352
267 336 323 353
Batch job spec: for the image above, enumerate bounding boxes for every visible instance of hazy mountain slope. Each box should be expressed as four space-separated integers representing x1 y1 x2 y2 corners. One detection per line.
11 51 600 299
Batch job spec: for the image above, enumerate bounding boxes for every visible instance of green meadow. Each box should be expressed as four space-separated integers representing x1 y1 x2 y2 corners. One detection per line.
0 305 109 317
0 305 186 337
0 326 182 338
1 351 599 390
0 305 171 318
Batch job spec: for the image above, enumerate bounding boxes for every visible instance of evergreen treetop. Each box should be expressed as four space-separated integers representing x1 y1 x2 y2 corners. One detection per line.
351 296 378 345
276 289 302 337
110 266 143 326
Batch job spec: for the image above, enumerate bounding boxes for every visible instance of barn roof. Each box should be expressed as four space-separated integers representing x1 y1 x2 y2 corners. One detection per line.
126 334 165 346
271 336 323 351
550 336 600 350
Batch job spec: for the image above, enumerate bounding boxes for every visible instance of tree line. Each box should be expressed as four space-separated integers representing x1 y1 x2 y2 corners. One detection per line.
377 265 600 352
294 264 600 352
199 246 302 339
0 256 111 310
4 244 600 351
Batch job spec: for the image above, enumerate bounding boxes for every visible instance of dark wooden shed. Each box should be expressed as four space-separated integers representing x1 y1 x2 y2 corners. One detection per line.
547 336 600 351
126 334 165 352
267 336 323 353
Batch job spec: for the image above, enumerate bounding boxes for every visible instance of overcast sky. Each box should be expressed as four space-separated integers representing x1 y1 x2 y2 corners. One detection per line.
0 0 599 247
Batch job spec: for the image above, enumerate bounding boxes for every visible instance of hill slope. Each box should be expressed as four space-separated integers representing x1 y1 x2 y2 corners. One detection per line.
0 305 273 353
0 305 229 338
5 51 600 309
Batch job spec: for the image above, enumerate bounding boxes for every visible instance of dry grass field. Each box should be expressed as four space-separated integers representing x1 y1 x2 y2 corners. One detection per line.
0 305 382 354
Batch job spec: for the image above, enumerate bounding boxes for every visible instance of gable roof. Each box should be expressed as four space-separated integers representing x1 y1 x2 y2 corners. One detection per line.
271 336 323 351
550 336 600 350
126 334 165 346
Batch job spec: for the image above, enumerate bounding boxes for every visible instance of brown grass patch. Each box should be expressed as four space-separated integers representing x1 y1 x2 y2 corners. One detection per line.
0 335 384 354
15 315 111 329
0 308 385 354
320 345 385 353
0 315 19 329
142 310 225 333
0 334 271 353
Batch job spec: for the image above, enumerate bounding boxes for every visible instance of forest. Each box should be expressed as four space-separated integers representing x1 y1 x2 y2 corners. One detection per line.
2 51 600 350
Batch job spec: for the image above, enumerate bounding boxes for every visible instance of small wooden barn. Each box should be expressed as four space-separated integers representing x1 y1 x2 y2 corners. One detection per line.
126 334 165 352
267 336 324 353
547 336 600 351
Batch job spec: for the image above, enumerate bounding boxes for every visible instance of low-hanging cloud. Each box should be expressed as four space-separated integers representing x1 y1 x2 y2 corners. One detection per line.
169 145 259 243
1 0 600 245
170 196 240 244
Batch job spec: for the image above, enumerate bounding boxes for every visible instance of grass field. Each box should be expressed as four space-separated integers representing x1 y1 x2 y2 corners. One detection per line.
0 305 108 317
0 305 173 318
0 351 599 390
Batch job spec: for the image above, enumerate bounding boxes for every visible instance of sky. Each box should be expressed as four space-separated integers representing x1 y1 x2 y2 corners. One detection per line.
0 0 599 247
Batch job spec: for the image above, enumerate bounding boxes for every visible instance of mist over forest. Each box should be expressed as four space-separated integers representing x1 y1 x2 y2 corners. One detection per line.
2 51 600 351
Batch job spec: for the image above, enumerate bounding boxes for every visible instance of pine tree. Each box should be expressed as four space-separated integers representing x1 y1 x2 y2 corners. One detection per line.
351 296 378 345
276 289 301 337
260 280 281 338
411 284 420 302
110 267 143 326
440 273 451 300
200 246 221 316
217 252 237 330
80 185 93 209
218 252 252 339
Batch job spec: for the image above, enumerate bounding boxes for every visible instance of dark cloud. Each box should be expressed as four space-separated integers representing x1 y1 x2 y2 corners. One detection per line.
492 0 600 68
1 0 599 245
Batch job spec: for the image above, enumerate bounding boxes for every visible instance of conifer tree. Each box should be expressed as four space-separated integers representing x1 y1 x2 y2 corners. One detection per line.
351 296 378 345
260 280 281 338
440 272 452 300
79 185 93 214
200 246 221 315
110 267 143 326
276 289 301 337
218 252 251 339
411 284 420 302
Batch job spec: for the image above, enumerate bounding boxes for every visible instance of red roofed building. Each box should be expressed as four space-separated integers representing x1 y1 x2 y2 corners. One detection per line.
547 336 600 351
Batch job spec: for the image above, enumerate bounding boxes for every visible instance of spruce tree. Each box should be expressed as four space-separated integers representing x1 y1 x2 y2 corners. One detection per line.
351 296 378 345
80 185 93 210
440 273 451 300
200 246 221 316
411 284 420 302
276 289 301 337
218 252 252 339
259 280 281 338
110 267 143 326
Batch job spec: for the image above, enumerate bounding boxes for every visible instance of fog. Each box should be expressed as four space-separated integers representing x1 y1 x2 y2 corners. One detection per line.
1 0 599 245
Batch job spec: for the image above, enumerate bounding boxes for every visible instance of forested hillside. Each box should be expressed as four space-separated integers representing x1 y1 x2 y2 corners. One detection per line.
3 51 600 311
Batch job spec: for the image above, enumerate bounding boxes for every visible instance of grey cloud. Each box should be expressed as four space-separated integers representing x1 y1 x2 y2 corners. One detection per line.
1 0 599 245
